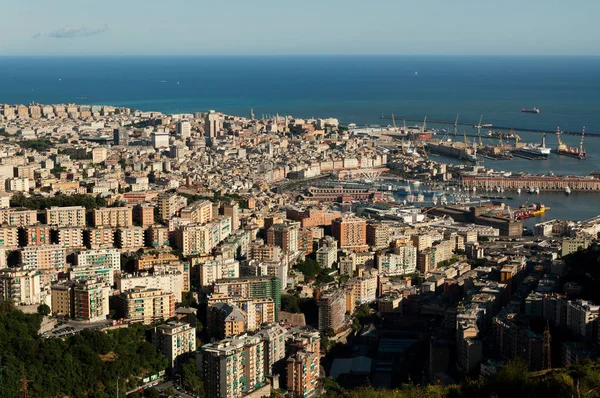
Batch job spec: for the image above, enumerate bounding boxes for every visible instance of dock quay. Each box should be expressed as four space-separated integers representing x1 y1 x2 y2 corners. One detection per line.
461 175 600 191
378 115 599 137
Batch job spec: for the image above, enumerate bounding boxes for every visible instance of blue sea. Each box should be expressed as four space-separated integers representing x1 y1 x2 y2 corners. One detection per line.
1 55 600 225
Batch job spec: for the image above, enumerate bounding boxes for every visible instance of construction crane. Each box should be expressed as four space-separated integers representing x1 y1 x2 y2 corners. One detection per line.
421 115 427 134
463 131 469 146
391 113 397 129
580 126 586 153
453 113 459 136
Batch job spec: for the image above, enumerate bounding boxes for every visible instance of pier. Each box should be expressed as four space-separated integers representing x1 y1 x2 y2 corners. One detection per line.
377 115 597 137
461 175 600 191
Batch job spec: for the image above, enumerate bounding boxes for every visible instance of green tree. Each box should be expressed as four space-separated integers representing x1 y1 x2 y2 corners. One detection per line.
296 258 321 279
143 387 160 398
281 294 301 313
37 303 50 316
180 358 204 397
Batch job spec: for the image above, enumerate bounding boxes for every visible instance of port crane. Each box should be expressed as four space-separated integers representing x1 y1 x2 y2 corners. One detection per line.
392 113 407 155
453 114 459 136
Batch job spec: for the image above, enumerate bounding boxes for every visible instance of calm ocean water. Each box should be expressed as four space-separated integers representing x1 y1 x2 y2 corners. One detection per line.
1 55 600 224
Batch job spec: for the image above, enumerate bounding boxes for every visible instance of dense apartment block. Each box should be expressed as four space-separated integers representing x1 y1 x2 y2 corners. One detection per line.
132 203 155 228
20 245 66 270
157 193 187 221
146 224 170 248
115 226 144 250
266 222 299 253
200 258 240 287
75 248 121 273
212 276 281 320
46 206 86 228
51 279 110 321
152 321 197 369
116 271 184 302
332 214 368 252
118 287 175 324
376 245 418 276
56 227 85 249
198 334 266 398
0 208 38 227
287 351 319 398
207 302 247 339
93 206 133 228
21 225 51 247
85 227 115 249
180 200 212 224
0 267 42 305
0 226 19 250
318 288 346 333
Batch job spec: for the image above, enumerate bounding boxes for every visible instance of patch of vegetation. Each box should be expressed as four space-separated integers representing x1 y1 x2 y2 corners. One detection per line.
322 359 600 398
18 139 54 151
10 193 107 211
0 301 168 397
58 148 92 160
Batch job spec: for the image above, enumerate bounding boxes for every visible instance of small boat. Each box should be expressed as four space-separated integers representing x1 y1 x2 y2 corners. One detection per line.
565 186 571 195
517 188 522 194
522 107 540 114
535 188 540 194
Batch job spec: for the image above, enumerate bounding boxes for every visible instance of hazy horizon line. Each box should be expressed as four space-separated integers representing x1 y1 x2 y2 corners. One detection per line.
1 53 599 58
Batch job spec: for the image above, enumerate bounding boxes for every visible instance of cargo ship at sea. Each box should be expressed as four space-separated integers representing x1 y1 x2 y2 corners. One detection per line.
552 126 586 160
521 107 540 114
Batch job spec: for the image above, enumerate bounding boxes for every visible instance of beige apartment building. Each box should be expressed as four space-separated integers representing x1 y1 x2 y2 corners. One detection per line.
116 271 184 302
20 245 66 270
0 208 38 227
94 207 133 228
198 334 266 398
287 351 319 398
152 321 196 369
0 226 19 249
0 267 42 305
85 227 115 249
57 227 85 249
180 200 212 224
115 226 144 250
133 203 155 228
73 279 110 321
332 214 368 252
22 225 52 246
51 283 73 316
46 206 86 228
118 287 175 324
157 193 187 221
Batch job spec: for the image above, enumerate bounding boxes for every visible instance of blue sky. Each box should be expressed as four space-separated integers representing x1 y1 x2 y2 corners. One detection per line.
1 0 599 56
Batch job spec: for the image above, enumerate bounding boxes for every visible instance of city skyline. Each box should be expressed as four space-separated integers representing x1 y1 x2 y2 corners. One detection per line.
2 0 600 56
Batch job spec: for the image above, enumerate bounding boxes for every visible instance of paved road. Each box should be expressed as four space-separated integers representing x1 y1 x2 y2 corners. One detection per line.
41 319 114 338
150 380 197 398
